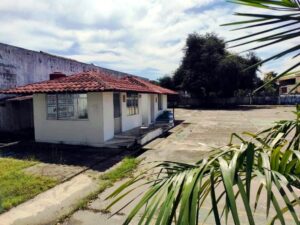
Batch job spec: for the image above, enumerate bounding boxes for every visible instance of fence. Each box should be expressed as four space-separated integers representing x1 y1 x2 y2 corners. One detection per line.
172 95 300 107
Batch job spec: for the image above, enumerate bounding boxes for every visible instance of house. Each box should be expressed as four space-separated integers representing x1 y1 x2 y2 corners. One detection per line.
0 42 134 132
1 71 177 147
278 73 300 95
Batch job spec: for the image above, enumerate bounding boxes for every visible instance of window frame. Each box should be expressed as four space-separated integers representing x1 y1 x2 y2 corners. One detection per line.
46 93 88 121
126 92 139 116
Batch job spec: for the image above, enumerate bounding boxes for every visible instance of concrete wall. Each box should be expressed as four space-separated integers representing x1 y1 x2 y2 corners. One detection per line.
0 42 133 131
162 95 168 110
0 43 131 94
141 94 151 126
0 99 33 131
153 94 168 120
120 92 143 132
102 92 114 141
32 92 169 146
33 92 106 147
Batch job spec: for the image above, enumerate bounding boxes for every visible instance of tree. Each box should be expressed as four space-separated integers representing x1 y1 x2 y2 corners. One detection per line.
158 75 175 90
108 1 300 224
173 33 261 98
257 71 279 96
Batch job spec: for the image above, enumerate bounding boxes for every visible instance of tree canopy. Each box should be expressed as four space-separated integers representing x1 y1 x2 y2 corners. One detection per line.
160 33 261 98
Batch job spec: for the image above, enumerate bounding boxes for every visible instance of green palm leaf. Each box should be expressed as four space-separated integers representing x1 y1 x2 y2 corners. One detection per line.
223 0 300 88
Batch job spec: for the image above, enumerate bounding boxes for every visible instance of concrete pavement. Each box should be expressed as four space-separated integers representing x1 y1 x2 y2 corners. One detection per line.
62 106 298 225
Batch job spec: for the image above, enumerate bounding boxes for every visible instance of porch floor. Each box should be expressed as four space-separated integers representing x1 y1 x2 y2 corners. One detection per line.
103 123 172 149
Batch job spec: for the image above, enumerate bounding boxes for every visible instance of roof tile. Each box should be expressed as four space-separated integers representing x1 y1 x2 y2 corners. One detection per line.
1 71 177 95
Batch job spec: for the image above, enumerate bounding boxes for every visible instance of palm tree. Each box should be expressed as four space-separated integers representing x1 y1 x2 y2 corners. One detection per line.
106 1 300 224
223 0 300 93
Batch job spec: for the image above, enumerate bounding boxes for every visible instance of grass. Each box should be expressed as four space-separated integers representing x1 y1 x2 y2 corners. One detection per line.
100 157 140 182
57 157 140 222
0 158 57 213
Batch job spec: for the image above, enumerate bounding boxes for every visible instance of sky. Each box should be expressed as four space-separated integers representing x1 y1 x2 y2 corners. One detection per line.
0 0 297 80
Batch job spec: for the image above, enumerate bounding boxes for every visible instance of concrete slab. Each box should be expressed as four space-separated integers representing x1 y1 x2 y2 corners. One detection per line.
61 106 298 225
24 163 87 182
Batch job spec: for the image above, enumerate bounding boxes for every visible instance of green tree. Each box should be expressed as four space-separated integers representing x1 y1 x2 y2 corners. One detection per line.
173 33 261 97
158 75 175 90
258 71 279 96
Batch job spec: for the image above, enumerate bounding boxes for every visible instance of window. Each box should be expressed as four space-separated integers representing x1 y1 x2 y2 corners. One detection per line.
279 78 296 86
127 93 139 115
280 87 288 94
158 94 163 110
47 94 88 120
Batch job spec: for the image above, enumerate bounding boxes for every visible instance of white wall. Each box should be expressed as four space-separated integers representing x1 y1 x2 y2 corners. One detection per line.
32 92 169 146
33 92 106 147
120 92 143 132
150 94 168 122
141 94 151 126
102 92 114 141
162 95 168 110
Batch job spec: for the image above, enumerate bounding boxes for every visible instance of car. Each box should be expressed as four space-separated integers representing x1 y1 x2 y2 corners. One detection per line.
155 110 174 126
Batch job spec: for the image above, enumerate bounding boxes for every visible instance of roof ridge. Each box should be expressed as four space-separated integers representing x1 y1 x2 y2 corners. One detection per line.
86 71 113 89
123 76 149 88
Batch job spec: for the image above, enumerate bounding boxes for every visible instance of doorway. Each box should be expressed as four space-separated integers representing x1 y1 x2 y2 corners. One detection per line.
150 94 155 123
113 93 122 134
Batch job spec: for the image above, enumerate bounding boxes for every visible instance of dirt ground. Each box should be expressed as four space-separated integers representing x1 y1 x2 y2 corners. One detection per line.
62 106 298 225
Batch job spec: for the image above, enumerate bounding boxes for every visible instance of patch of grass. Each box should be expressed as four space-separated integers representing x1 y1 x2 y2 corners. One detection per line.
57 157 140 223
100 157 140 182
0 158 57 213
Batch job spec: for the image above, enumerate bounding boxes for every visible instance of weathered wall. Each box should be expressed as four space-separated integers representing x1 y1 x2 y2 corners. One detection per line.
121 92 143 132
0 42 132 131
0 42 131 95
0 99 33 131
33 93 105 146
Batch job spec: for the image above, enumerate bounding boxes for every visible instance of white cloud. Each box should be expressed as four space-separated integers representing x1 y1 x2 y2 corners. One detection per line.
0 0 297 80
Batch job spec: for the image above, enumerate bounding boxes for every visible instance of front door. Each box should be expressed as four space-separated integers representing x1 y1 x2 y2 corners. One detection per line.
150 94 155 123
113 93 122 134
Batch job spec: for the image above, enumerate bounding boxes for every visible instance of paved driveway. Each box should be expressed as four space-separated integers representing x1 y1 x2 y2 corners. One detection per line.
62 106 297 225
143 106 295 163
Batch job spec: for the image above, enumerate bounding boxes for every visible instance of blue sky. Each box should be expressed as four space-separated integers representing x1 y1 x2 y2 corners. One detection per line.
0 0 296 80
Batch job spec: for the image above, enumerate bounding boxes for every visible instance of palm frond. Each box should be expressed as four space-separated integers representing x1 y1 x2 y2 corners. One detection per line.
223 0 300 84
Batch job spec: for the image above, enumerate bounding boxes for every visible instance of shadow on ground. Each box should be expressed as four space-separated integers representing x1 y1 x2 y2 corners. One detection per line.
0 121 183 172
0 141 137 172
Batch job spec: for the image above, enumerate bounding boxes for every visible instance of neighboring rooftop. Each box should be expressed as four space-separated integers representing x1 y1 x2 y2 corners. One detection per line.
278 72 300 81
0 71 177 95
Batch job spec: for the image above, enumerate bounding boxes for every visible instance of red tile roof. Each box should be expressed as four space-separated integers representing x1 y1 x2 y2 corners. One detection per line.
0 71 177 95
123 76 177 95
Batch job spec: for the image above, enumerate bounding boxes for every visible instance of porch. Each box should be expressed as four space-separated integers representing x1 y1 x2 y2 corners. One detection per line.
102 123 173 149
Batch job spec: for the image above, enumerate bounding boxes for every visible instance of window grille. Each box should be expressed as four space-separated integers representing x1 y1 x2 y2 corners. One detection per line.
158 94 163 110
127 93 139 115
46 94 88 120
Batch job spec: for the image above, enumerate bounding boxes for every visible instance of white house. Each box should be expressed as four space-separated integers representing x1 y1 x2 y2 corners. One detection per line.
1 71 176 147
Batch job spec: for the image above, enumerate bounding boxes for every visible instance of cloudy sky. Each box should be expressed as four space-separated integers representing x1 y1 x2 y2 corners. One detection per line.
0 0 296 80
